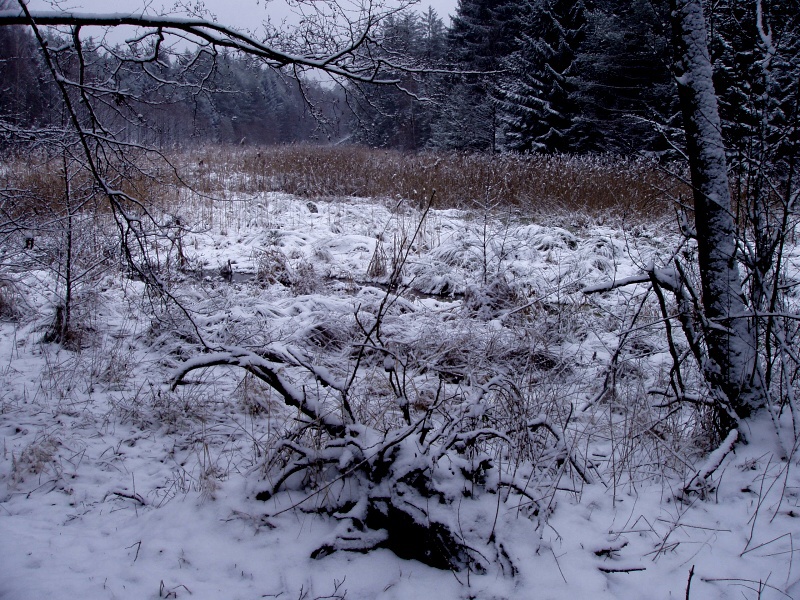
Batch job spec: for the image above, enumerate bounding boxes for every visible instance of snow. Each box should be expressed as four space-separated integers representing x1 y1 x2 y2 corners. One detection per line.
2 191 800 599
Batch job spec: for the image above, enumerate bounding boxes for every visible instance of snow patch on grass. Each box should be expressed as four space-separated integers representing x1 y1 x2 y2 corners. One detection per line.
2 193 800 599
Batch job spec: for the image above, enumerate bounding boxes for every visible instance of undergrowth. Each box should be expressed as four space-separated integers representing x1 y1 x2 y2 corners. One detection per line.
1 144 767 579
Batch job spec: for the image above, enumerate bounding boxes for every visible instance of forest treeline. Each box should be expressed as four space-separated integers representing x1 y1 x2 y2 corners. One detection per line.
1 0 798 158
0 26 340 147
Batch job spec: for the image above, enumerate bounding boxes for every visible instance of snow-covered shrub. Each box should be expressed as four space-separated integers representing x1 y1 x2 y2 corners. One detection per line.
252 247 320 295
408 266 458 296
528 226 578 252
301 319 354 351
254 247 294 287
0 281 22 321
290 259 320 295
463 276 526 320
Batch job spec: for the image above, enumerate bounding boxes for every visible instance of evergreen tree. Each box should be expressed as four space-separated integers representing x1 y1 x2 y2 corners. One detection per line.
0 23 50 129
420 6 448 63
574 0 675 154
708 0 800 164
352 8 447 150
494 0 587 153
430 0 519 152
173 49 324 145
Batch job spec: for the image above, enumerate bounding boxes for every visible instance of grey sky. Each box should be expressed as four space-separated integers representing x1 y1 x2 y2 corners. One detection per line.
27 0 459 32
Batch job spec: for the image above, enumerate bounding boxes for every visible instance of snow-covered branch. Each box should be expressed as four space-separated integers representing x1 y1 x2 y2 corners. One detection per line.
171 346 347 436
0 8 403 83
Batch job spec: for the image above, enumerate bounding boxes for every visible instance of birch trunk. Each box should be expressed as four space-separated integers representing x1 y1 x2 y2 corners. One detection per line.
668 0 765 427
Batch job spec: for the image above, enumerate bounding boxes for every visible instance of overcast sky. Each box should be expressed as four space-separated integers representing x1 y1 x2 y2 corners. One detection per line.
27 0 459 31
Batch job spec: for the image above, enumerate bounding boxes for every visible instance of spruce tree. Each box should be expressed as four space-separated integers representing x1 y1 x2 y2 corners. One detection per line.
708 0 800 163
430 0 519 152
494 0 587 154
0 24 50 129
574 0 675 154
351 9 447 150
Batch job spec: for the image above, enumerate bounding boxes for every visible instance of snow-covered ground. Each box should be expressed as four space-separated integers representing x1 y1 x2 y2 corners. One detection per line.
2 192 800 599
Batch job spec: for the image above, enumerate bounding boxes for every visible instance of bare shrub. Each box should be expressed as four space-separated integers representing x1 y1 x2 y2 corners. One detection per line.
366 239 388 279
236 372 277 417
88 336 138 392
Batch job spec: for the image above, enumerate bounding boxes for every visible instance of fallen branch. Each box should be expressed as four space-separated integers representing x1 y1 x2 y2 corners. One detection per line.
105 490 147 505
597 565 646 573
683 428 738 495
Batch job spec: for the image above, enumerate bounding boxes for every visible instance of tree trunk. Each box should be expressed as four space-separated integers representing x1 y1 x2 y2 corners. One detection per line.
668 0 765 428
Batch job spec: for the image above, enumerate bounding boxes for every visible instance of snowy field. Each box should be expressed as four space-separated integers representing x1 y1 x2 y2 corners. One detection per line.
2 191 800 599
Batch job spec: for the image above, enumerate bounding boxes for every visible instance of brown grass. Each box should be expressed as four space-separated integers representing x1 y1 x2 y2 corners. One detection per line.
3 144 686 222
183 144 686 219
1 147 185 224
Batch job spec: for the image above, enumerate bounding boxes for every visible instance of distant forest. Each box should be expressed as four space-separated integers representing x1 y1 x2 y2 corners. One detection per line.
1 0 797 157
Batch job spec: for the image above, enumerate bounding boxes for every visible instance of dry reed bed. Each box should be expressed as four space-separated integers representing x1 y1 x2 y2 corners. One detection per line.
1 148 183 222
184 145 685 218
2 145 686 223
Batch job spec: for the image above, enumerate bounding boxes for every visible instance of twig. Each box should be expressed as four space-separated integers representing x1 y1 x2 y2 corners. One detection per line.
551 547 568 584
741 532 791 556
108 490 147 505
126 540 142 562
700 577 791 598
597 566 646 573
